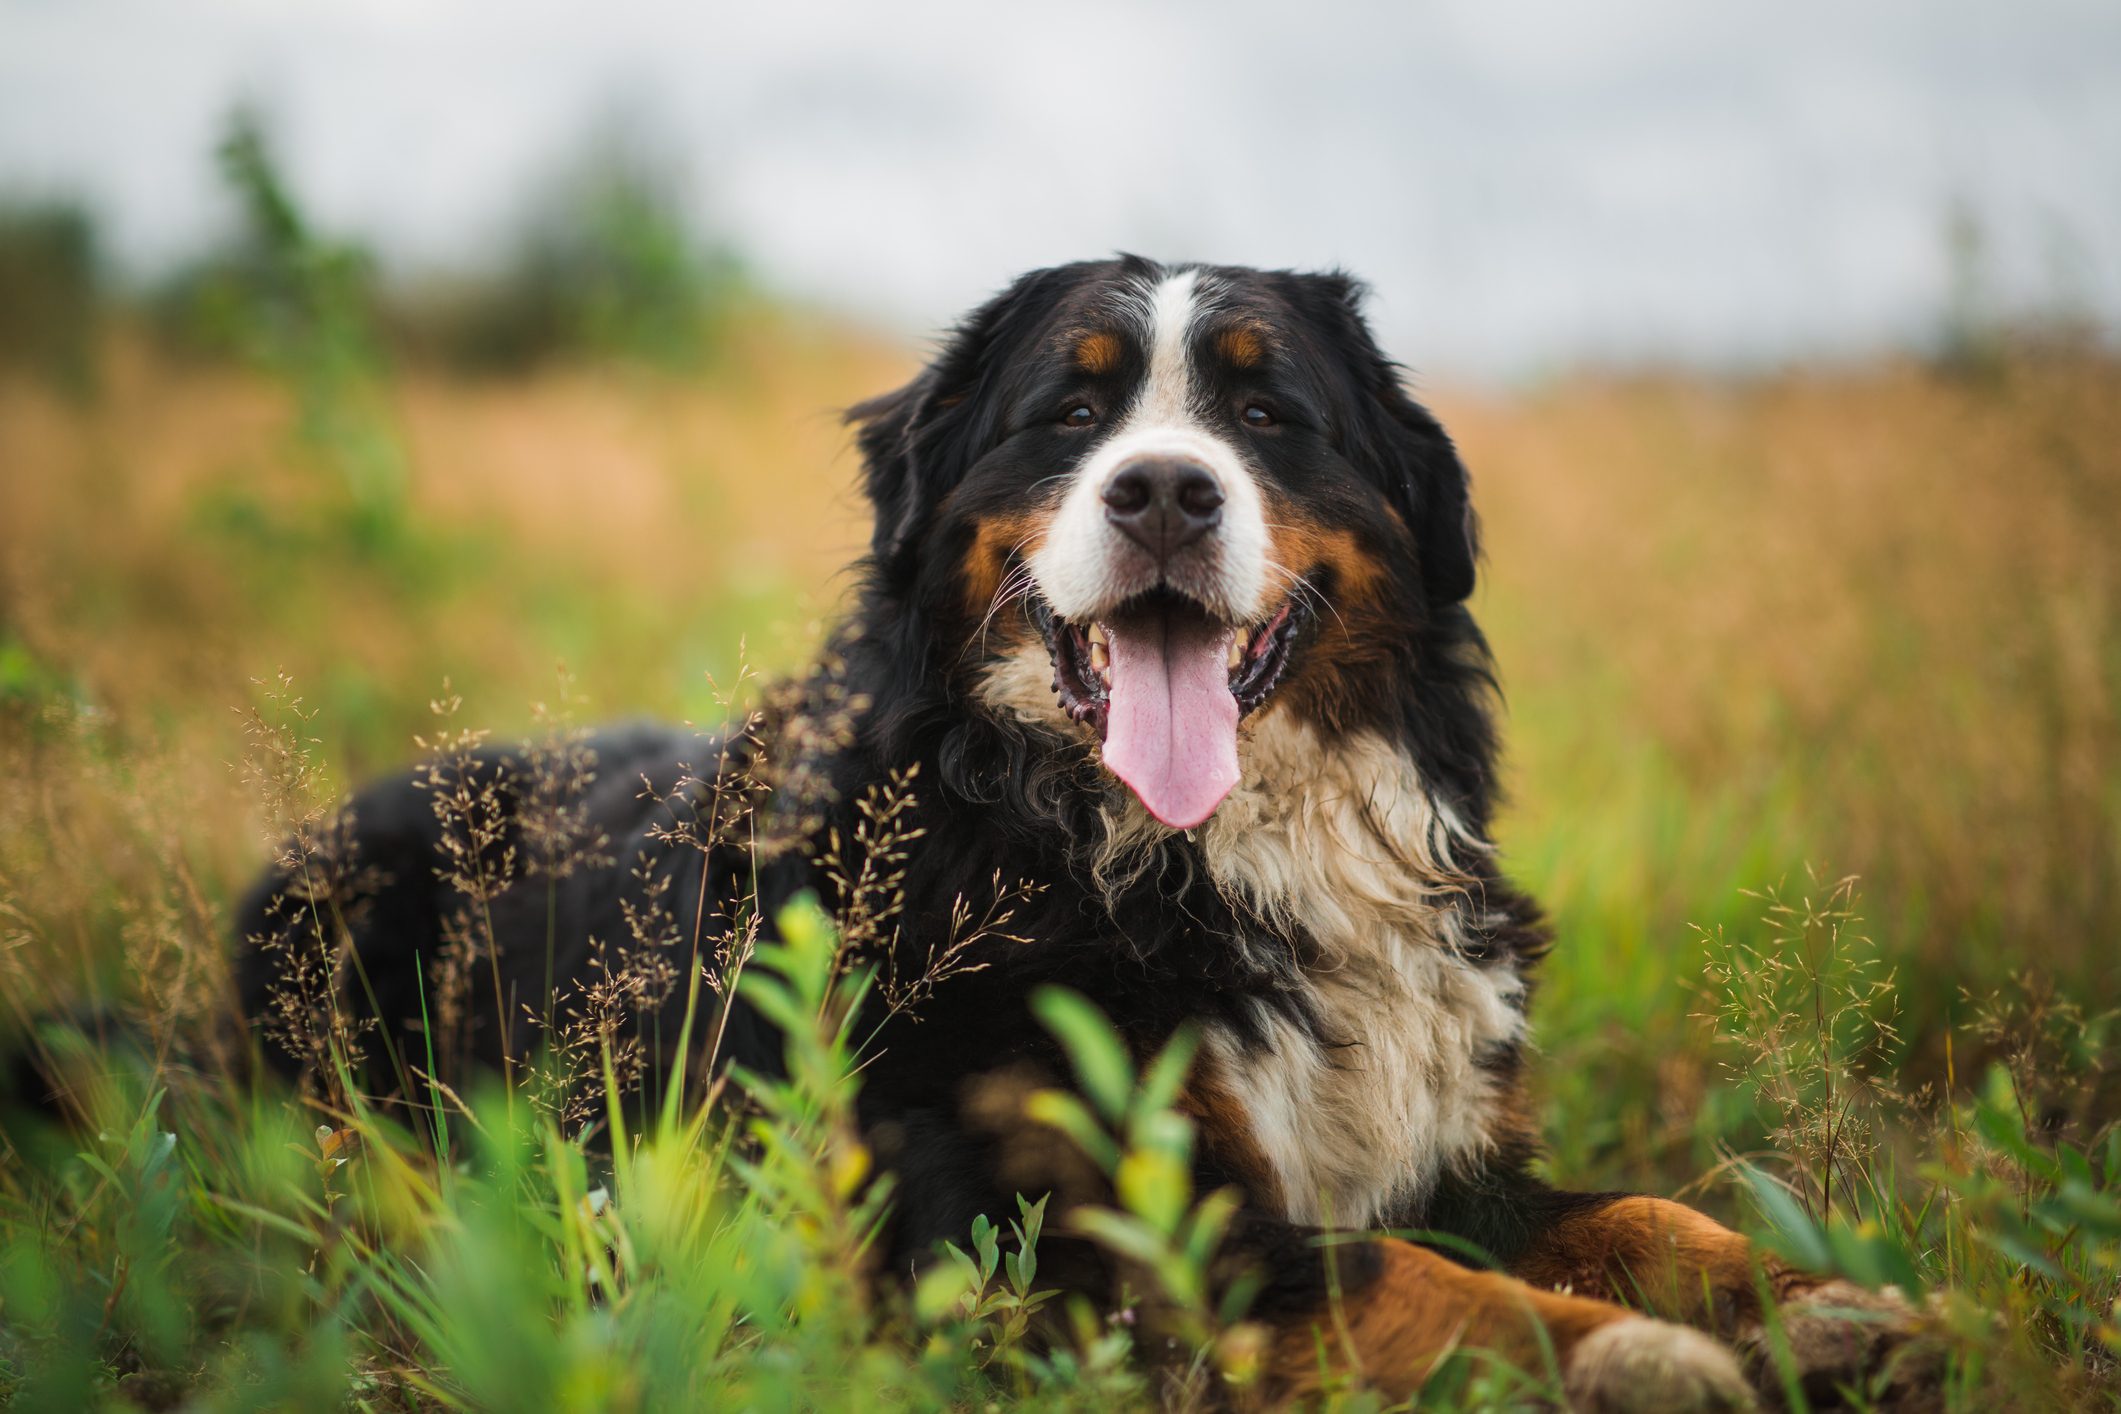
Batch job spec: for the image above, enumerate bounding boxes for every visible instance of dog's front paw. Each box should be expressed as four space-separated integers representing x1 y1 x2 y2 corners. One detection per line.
1740 1280 1945 1411
1565 1316 1757 1413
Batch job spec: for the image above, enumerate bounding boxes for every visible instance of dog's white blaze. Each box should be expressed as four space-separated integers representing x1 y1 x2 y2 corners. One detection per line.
1029 267 1270 625
1136 268 1199 424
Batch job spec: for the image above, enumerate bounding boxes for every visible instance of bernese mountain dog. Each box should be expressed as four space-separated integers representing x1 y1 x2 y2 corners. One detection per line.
239 257 1930 1409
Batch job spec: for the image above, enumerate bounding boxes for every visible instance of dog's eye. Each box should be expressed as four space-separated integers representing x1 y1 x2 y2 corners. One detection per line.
1063 405 1098 428
1242 404 1276 428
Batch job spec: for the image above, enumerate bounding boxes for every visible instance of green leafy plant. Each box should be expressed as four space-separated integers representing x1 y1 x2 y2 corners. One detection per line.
1025 986 1262 1393
935 1196 1058 1367
1705 876 2121 1402
153 108 409 552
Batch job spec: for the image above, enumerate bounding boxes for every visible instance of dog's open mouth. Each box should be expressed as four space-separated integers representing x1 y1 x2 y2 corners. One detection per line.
1032 587 1309 829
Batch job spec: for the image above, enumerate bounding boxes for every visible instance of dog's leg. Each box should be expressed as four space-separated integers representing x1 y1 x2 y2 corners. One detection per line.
1507 1194 1778 1330
1257 1233 1753 1409
1506 1194 1939 1406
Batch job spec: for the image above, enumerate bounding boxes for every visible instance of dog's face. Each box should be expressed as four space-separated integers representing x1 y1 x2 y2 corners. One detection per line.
853 257 1477 829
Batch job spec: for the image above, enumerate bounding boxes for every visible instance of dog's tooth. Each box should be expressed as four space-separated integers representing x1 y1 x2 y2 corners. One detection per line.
1089 640 1110 678
1227 636 1245 671
1087 623 1108 648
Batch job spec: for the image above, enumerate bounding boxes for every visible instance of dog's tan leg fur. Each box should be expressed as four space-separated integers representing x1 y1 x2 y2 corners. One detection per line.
1264 1238 1752 1410
1507 1196 1792 1331
1505 1196 1939 1405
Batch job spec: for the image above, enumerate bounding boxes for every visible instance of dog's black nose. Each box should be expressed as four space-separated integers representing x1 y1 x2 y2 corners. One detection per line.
1102 458 1224 560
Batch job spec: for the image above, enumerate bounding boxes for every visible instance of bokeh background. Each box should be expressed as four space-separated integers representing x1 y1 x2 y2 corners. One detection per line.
3 0 2118 1201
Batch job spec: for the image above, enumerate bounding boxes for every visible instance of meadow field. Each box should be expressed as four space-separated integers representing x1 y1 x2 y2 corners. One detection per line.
1 281 2118 1406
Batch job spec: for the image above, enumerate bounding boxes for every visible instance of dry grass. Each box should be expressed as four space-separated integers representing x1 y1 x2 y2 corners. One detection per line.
1458 360 2119 980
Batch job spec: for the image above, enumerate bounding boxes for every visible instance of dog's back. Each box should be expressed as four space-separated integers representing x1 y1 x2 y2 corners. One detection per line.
234 722 757 1093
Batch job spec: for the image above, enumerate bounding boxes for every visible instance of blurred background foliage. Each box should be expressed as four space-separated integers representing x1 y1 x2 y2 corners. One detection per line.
0 201 103 397
149 112 746 379
0 102 2116 1407
382 118 745 375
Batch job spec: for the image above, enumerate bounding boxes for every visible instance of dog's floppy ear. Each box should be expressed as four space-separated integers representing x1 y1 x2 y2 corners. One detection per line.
846 366 949 565
1295 272 1480 605
848 265 1080 564
1369 375 1479 606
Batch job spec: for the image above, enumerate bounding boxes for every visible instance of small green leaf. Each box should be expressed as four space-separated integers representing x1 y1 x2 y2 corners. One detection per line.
1071 1207 1169 1269
972 1213 999 1283
1004 1246 1025 1294
736 973 803 1035
2057 1143 2096 1190
1134 1025 1200 1120
1031 987 1134 1123
1822 1222 1923 1296
1127 1106 1196 1164
915 1260 976 1325
1373 1227 1502 1269
1024 1089 1122 1174
1116 1148 1191 1234
1738 1164 1833 1274
1183 1186 1241 1272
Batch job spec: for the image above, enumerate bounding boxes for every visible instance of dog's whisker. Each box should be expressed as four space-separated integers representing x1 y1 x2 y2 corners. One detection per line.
1263 557 1346 636
965 564 1040 660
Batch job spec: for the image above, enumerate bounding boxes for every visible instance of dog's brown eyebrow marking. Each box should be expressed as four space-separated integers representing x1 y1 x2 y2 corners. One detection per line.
1072 329 1122 374
1216 323 1269 368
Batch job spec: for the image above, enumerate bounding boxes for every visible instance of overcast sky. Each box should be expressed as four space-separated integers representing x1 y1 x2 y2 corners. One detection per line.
3 0 2118 378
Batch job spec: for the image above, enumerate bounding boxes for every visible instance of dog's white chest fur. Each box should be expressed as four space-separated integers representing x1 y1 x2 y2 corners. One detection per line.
1187 720 1527 1228
1202 941 1522 1228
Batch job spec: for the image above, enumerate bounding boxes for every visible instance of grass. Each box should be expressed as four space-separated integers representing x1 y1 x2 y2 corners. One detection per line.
0 309 2117 1408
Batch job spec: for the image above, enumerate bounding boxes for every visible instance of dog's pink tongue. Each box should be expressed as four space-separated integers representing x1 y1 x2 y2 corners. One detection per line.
1101 612 1240 829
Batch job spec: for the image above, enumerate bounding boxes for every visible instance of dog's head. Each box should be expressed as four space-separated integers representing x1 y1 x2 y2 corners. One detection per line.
850 256 1478 830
